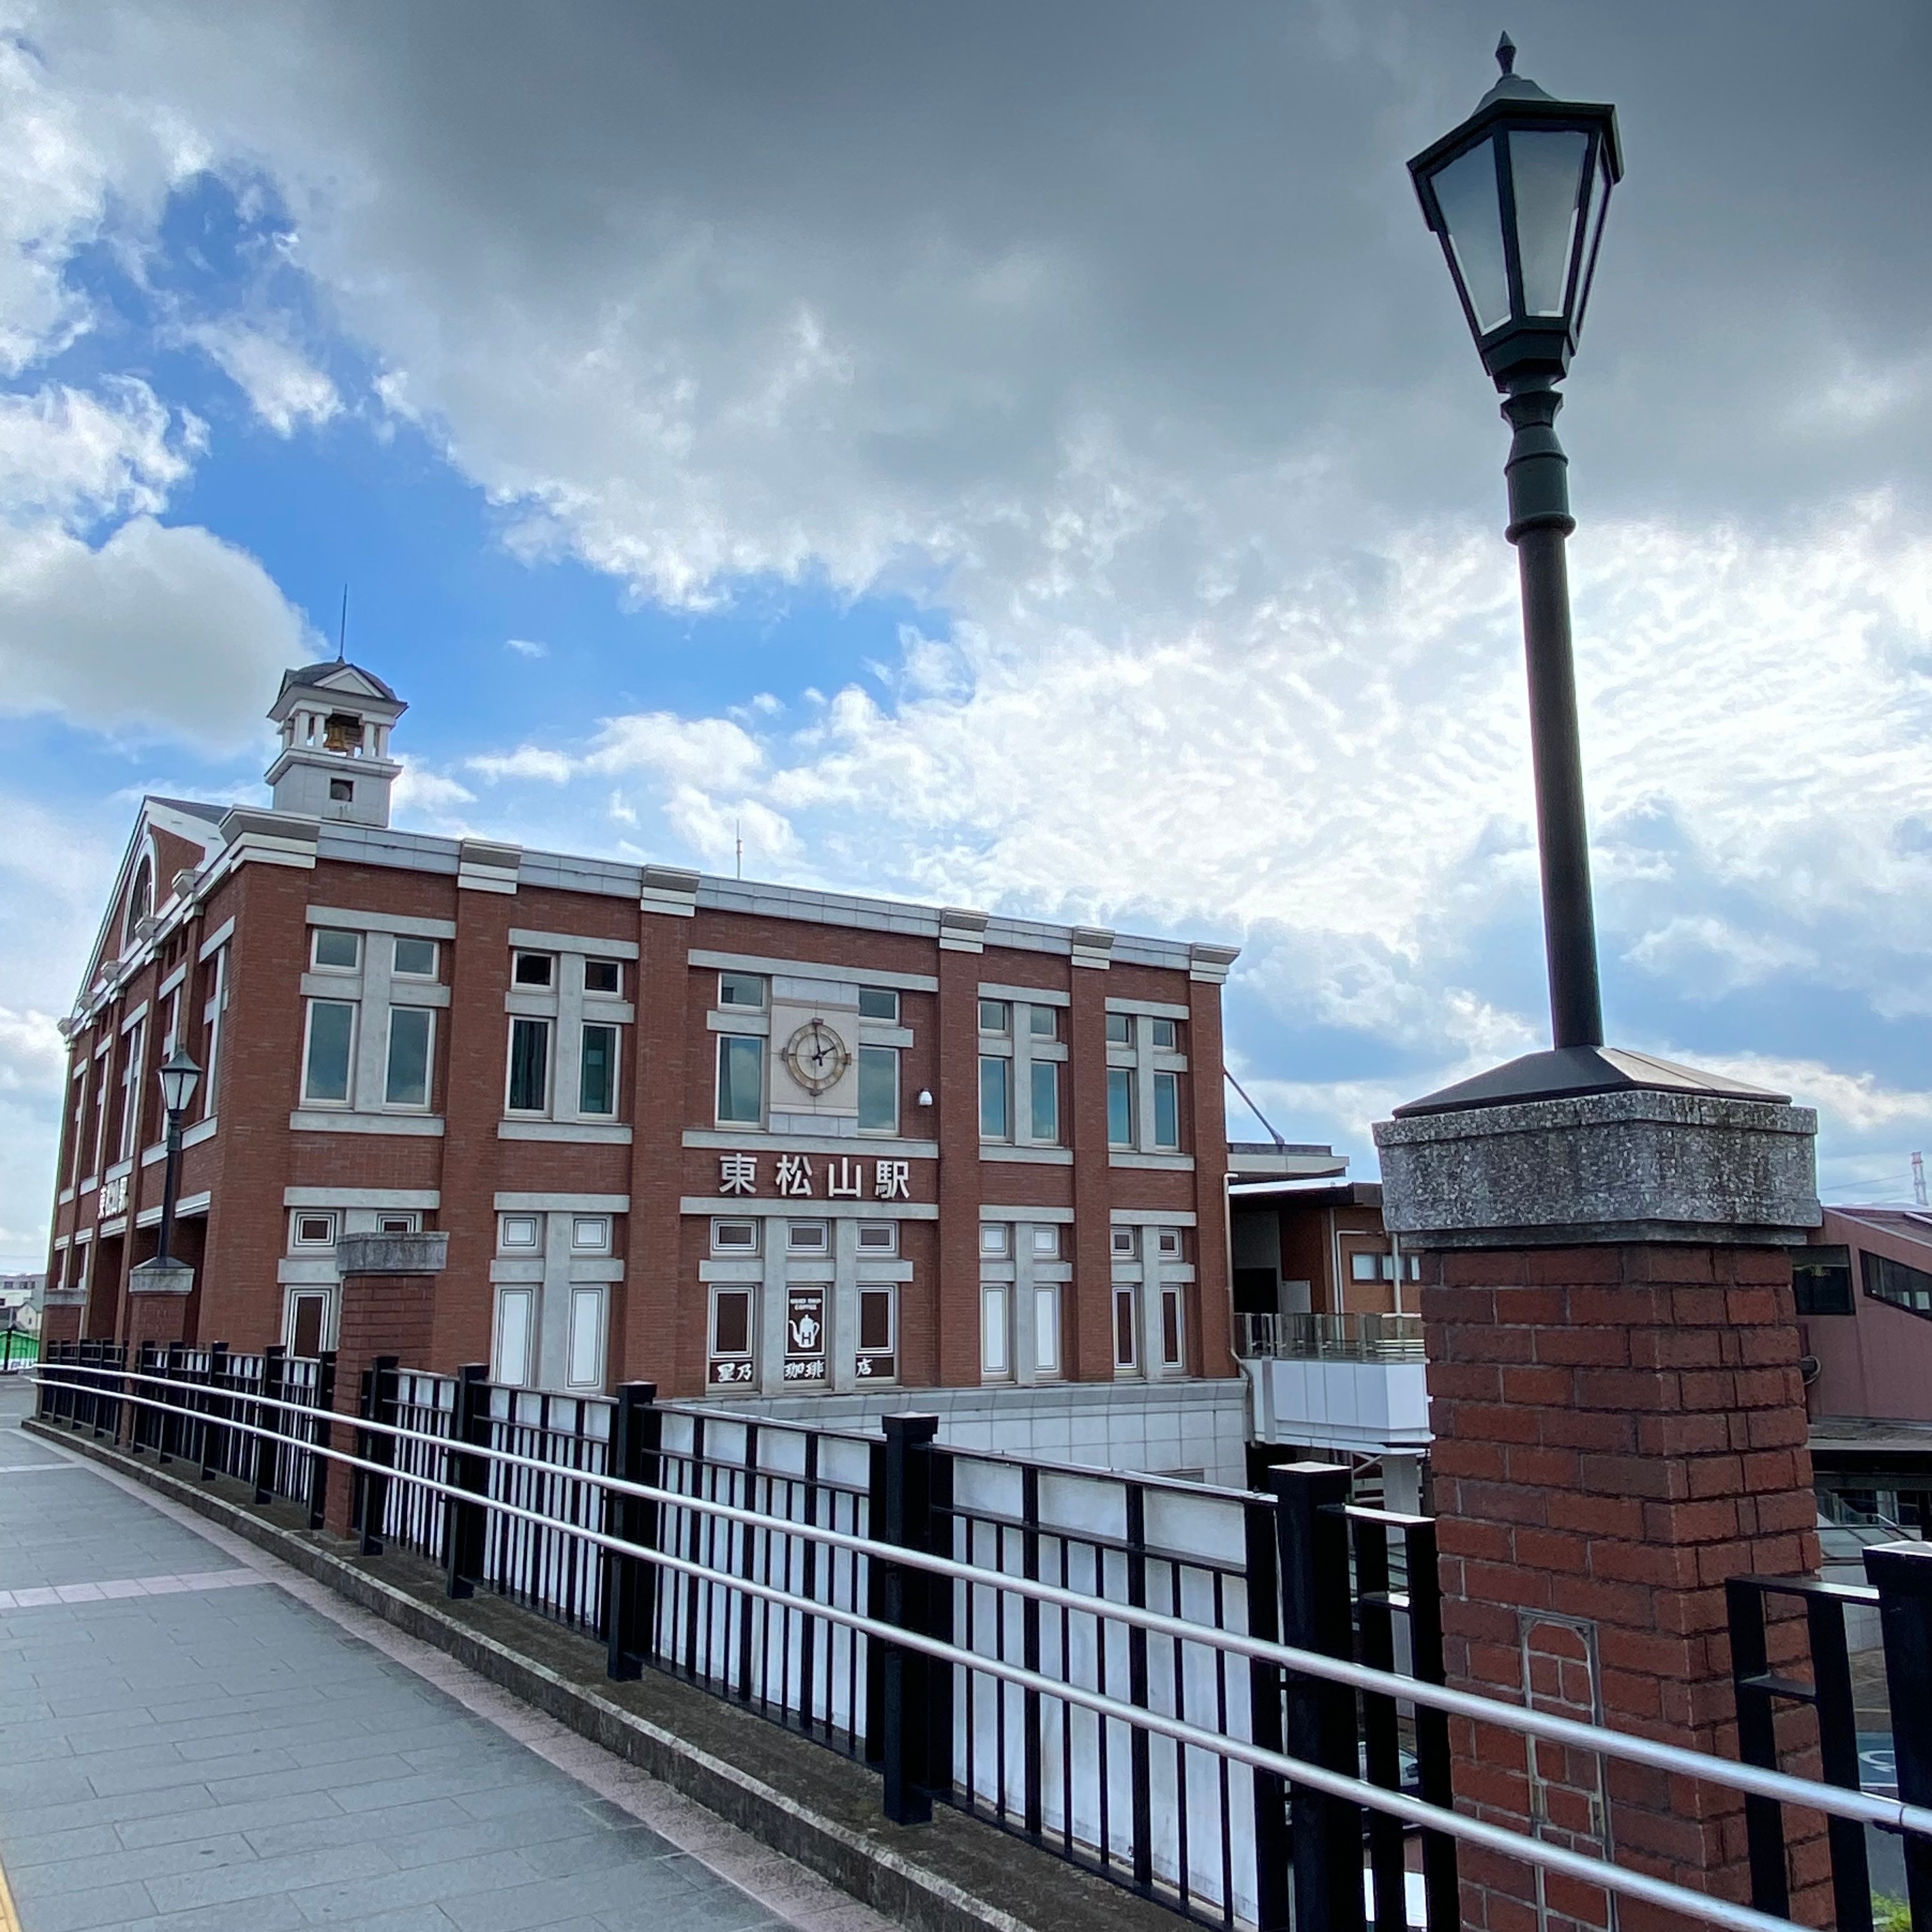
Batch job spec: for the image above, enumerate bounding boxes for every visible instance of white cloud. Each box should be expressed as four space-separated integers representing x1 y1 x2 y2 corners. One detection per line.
0 515 309 750
505 636 548 658
468 745 574 785
391 762 476 820
188 322 341 434
0 380 199 528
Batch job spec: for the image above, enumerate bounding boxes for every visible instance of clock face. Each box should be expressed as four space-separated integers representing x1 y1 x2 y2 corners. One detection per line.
781 1017 852 1096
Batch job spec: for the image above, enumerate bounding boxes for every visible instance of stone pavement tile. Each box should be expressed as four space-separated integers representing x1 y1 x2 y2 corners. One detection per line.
329 1761 540 1816
376 1802 624 1873
302 1908 466 1932
201 1751 424 1805
244 1797 476 1861
116 1893 311 1932
121 1788 345 1851
286 1843 545 1923
440 1857 766 1932
3 1776 212 1838
514 1823 684 1881
14 1876 162 1932
139 1838 397 1917
0 1820 124 1869
10 1828 259 1903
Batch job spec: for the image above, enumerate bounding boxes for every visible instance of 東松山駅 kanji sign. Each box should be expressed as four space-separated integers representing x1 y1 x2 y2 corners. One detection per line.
717 1152 910 1201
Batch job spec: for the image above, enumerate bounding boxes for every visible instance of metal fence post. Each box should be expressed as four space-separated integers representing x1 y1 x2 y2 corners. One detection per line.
202 1344 227 1480
1269 1462 1366 1932
307 1351 337 1532
360 1354 399 1556
254 1345 285 1503
160 1343 185 1462
1867 1543 1932 1932
603 1381 661 1678
1402 1517 1460 1932
443 1364 491 1600
1243 1495 1293 1932
872 1412 945 1826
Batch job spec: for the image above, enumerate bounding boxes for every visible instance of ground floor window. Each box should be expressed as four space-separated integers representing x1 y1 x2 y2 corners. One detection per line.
493 1286 535 1386
709 1285 756 1387
857 1284 896 1383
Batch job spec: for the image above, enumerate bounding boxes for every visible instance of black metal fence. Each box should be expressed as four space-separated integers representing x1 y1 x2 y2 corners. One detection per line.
31 1346 1932 1932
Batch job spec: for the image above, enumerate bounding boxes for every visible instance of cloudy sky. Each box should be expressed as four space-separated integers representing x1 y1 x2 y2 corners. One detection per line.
3 2 1930 1267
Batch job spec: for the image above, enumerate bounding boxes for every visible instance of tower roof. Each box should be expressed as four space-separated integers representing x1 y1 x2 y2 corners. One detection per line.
274 660 400 706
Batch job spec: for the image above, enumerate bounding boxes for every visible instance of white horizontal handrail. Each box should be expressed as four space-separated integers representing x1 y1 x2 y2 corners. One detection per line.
34 1360 1932 1850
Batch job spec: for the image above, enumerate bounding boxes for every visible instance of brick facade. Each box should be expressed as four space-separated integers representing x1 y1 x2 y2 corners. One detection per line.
43 676 1241 1432
1422 1242 1830 1932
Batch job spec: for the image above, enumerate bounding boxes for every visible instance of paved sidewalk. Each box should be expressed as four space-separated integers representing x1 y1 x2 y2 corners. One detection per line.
0 1376 879 1932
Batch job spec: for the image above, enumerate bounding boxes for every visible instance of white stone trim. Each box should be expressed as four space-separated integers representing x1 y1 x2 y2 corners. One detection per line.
976 981 1070 1008
1109 1151 1195 1171
134 1190 209 1229
495 1191 631 1213
682 1128 937 1159
284 1186 441 1209
690 948 939 993
497 1121 634 1144
1110 1208 1199 1227
680 1196 937 1220
197 917 236 962
981 1204 1076 1223
509 927 640 960
1105 997 1191 1020
289 1110 446 1137
978 1145 1074 1166
307 905 457 940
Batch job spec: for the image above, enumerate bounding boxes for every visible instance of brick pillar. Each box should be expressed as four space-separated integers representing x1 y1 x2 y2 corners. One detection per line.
39 1297 84 1348
325 1232 448 1537
1377 1087 1829 1932
935 912 987 1388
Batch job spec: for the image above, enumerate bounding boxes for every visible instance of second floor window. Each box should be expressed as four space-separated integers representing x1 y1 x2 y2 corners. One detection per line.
1153 1071 1181 1151
303 1001 355 1105
386 1008 434 1108
858 1045 898 1133
1107 1068 1135 1147
579 1023 618 1117
717 1033 763 1125
979 1055 1010 1140
1029 1061 1059 1142
507 1017 550 1113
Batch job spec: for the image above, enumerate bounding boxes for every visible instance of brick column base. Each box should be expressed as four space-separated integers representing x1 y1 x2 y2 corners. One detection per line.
325 1233 448 1538
38 1303 82 1348
1424 1243 1830 1932
126 1291 191 1357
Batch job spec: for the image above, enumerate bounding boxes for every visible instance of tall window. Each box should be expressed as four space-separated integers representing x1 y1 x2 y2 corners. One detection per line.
1114 1284 1140 1373
202 945 227 1119
1029 1061 1059 1143
1152 1071 1180 1151
716 1034 763 1125
116 1019 144 1160
857 1045 898 1133
507 1016 551 1112
1107 1068 1135 1147
1160 1285 1184 1368
981 1283 1011 1379
302 1002 355 1105
579 1023 618 1117
979 1055 1011 1140
858 986 899 1021
1034 1284 1061 1377
385 1008 434 1108
68 1071 86 1185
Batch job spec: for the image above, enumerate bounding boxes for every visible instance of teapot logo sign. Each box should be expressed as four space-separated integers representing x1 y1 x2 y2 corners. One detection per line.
785 1287 827 1381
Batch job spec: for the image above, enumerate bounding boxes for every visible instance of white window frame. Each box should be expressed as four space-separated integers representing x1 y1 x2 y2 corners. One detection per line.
567 1286 607 1391
512 949 555 989
583 957 624 996
290 1210 339 1250
493 1286 536 1386
310 928 362 973
981 1282 1011 1380
505 1015 553 1116
857 986 900 1023
578 1020 621 1120
715 1031 765 1128
857 1284 896 1366
857 1043 900 1136
498 1213 542 1252
1157 1227 1184 1259
1111 1225 1139 1259
116 1017 145 1162
979 1223 1011 1259
375 1211 420 1235
392 935 438 979
1107 1066 1135 1149
1151 1070 1181 1151
709 1285 757 1383
571 1215 611 1254
1034 1283 1062 1377
977 999 1010 1036
1150 1016 1179 1050
717 971 766 1009
1159 1284 1186 1370
711 1218 760 1255
979 1053 1011 1143
786 1221 829 1254
201 946 227 1121
1031 1225 1061 1258
300 999 358 1108
857 1222 899 1256
383 1006 436 1111
1113 1283 1141 1374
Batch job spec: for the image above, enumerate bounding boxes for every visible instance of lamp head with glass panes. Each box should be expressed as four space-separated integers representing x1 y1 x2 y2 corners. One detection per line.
155 1046 202 1121
1407 34 1621 394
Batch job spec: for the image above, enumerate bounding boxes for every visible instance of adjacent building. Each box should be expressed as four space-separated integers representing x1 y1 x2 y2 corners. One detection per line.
42 660 1255 1481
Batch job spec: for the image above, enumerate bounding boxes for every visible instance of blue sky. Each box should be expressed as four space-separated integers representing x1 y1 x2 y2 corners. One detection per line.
4 3 1932 1264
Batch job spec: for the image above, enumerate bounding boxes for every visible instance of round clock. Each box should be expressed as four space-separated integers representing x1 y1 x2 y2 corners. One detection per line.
782 1017 852 1096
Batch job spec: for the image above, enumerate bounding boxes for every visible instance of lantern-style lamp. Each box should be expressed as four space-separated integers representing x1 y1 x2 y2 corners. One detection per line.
1408 34 1621 394
156 1046 201 1121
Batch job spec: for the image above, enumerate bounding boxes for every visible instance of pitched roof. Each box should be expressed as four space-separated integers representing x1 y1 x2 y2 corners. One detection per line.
275 660 399 703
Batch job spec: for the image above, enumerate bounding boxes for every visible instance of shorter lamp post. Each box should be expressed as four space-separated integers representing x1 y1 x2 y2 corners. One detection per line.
129 1048 201 1294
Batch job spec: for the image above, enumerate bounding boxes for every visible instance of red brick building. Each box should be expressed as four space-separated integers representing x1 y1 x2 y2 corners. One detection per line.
42 660 1251 1479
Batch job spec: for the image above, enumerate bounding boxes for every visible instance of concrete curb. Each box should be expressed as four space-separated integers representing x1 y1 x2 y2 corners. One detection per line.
22 1416 1179 1932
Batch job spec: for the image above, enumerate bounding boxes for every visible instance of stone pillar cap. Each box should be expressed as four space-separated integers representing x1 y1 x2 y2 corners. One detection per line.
1376 1086 1820 1250
1393 1044 1787 1118
335 1230 449 1277
128 1257 194 1296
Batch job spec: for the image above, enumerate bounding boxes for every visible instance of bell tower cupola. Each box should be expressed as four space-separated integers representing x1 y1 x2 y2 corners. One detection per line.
265 660 407 827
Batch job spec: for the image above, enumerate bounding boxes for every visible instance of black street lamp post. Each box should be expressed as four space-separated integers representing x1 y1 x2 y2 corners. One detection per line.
1408 34 1621 1053
1396 39 1782 1117
130 1048 201 1290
